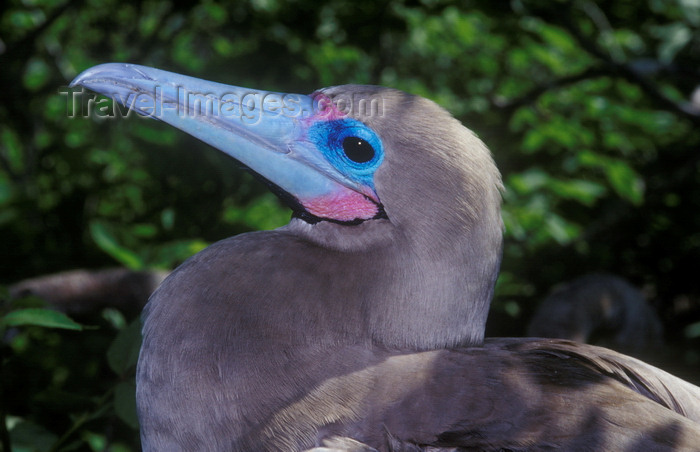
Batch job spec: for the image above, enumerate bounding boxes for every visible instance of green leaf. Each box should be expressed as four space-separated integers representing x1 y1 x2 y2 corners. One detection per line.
1 308 83 331
605 161 645 205
90 220 144 270
508 169 549 194
522 129 546 153
8 419 58 452
655 22 692 64
1 125 24 172
503 300 521 317
114 380 140 430
151 239 209 269
23 57 51 92
684 321 700 339
549 179 607 206
545 213 582 245
107 319 143 376
82 431 108 451
577 152 645 205
131 223 158 238
161 207 175 231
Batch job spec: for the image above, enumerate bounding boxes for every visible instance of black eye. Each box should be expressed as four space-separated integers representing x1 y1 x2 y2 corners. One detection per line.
342 136 375 163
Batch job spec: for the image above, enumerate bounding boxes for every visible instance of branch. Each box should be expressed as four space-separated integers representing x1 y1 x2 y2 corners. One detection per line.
9 268 169 318
558 8 700 127
494 67 610 115
510 2 700 127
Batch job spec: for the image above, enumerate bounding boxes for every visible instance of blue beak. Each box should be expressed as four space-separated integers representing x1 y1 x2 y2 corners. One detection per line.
70 63 383 223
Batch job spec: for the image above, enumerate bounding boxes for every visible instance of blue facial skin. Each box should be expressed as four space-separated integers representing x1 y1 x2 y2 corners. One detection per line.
306 119 384 191
70 64 386 216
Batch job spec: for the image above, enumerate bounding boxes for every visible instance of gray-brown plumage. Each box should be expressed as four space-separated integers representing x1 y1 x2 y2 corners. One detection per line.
70 64 700 451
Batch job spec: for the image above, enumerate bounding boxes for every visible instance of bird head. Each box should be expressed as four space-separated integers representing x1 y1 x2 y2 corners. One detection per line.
70 63 500 239
70 64 389 225
70 64 503 347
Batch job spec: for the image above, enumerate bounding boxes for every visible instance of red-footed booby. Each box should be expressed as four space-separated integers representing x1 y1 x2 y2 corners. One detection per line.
70 64 700 451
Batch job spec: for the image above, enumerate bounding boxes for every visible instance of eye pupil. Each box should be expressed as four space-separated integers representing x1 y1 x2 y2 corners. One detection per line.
342 136 375 163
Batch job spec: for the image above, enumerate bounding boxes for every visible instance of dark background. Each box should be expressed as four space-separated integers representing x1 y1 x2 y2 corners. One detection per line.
1 0 699 450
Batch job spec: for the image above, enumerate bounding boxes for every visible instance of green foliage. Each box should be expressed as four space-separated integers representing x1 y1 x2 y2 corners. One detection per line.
108 321 143 430
1 308 83 331
1 289 143 451
89 219 209 270
1 0 700 449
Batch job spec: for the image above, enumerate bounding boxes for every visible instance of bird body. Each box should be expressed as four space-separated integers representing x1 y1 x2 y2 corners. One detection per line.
137 233 700 451
139 259 700 451
70 64 700 451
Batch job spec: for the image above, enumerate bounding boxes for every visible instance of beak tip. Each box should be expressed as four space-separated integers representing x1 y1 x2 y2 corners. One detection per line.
69 62 150 89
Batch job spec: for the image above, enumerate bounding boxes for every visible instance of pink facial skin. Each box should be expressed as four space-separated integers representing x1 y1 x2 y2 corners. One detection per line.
293 91 382 222
308 92 351 122
302 189 380 222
